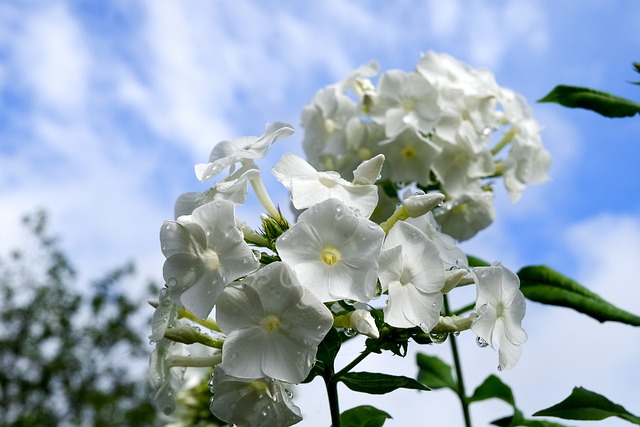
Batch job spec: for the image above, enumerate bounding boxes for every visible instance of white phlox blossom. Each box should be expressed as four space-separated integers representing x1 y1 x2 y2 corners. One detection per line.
379 128 441 186
272 153 379 218
301 88 358 167
471 263 527 371
378 221 445 332
160 199 260 319
276 198 385 303
215 262 333 384
335 59 379 98
210 366 302 427
432 191 496 241
368 69 441 138
174 165 261 218
405 212 468 270
430 121 495 197
195 122 294 182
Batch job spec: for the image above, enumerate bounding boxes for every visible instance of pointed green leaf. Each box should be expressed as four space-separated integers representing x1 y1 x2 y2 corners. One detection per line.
492 415 571 427
538 85 640 118
467 255 491 267
469 374 515 405
341 372 429 395
533 387 640 424
416 353 458 392
316 327 342 365
339 405 392 427
518 265 640 326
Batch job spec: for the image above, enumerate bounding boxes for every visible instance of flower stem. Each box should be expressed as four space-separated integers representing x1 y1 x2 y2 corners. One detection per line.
444 295 472 427
323 362 341 427
335 349 371 378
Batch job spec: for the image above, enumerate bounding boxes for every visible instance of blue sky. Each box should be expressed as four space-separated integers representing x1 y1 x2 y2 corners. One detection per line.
1 1 639 426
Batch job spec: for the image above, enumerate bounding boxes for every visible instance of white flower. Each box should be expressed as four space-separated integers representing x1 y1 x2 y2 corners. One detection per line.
301 88 358 165
216 262 333 384
431 121 495 196
150 287 179 343
378 221 445 332
433 191 495 241
147 339 180 416
160 200 260 319
471 263 527 371
276 198 385 303
210 366 302 427
349 309 379 339
369 69 441 137
378 128 441 186
195 122 294 182
174 165 260 218
405 212 467 270
272 153 379 218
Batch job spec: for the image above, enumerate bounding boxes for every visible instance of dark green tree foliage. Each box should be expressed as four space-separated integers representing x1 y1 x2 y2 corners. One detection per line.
0 210 155 427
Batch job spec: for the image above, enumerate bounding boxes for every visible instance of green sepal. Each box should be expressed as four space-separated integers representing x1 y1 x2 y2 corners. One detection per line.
338 405 392 427
518 265 640 326
416 353 458 392
538 85 640 118
533 387 640 424
340 372 429 395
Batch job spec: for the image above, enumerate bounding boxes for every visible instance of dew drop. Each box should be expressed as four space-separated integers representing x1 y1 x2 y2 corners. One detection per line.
476 336 489 348
167 278 177 288
285 388 294 399
453 331 460 337
497 365 503 371
429 332 448 344
229 352 239 361
163 406 173 415
344 299 357 306
344 328 357 337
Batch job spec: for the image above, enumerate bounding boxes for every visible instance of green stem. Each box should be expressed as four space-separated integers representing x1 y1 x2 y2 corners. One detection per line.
323 362 341 427
452 302 475 316
444 296 472 427
335 349 371 378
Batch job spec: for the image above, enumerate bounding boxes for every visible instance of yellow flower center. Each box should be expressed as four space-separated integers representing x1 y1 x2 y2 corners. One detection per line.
403 98 416 111
203 249 220 270
321 246 340 266
262 315 281 332
324 118 337 133
402 145 417 159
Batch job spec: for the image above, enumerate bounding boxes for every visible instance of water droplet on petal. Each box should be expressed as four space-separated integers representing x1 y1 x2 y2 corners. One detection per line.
167 278 177 288
497 365 503 371
285 388 294 399
344 328 357 337
476 336 489 348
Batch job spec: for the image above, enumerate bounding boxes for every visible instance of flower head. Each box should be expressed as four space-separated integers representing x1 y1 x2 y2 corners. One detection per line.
216 262 333 384
161 199 260 319
276 198 385 303
471 263 527 370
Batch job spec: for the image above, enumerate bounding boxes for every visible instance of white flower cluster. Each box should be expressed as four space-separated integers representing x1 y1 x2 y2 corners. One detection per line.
302 51 551 240
147 117 530 425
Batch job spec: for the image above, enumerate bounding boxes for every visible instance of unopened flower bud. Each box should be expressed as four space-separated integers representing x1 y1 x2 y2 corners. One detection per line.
442 269 469 293
352 154 385 185
350 309 379 339
403 193 445 218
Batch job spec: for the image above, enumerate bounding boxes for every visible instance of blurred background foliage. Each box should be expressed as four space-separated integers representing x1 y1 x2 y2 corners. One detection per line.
0 209 156 427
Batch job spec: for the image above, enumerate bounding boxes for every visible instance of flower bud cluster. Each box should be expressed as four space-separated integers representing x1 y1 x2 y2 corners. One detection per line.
301 51 551 240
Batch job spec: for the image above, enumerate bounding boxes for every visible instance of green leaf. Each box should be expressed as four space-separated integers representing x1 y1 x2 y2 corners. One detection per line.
416 353 458 392
518 265 640 326
469 374 515 405
341 372 429 395
339 405 392 427
533 387 640 424
492 415 571 427
538 85 640 118
467 255 491 267
316 327 342 365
